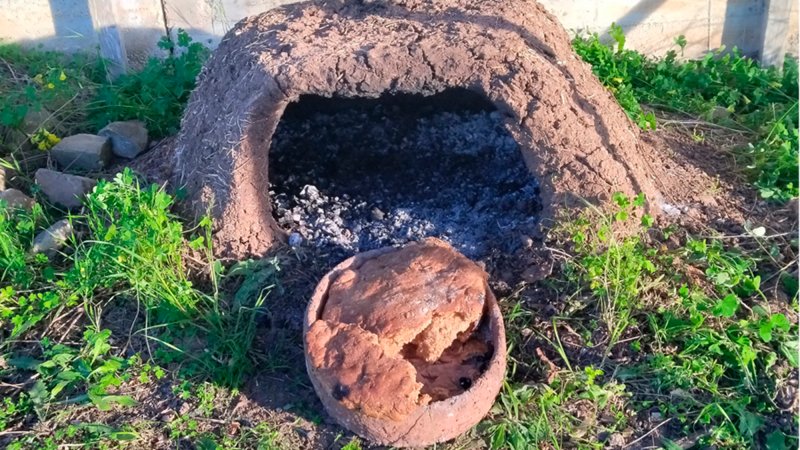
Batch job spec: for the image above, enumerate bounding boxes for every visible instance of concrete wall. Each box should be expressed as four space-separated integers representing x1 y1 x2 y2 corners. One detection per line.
0 0 797 69
540 0 766 57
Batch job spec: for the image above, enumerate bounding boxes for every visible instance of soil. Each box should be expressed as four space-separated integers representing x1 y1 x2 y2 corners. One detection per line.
167 0 666 258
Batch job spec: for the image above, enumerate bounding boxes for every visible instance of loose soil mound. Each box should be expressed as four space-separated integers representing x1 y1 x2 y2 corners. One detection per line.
169 0 663 258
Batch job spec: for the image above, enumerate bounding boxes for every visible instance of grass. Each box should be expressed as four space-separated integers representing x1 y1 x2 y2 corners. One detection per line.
0 29 207 145
489 194 797 449
1 170 282 448
0 25 797 450
573 24 799 201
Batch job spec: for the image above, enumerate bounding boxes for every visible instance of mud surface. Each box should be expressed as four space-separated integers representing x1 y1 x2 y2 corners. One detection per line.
169 0 665 258
269 91 540 262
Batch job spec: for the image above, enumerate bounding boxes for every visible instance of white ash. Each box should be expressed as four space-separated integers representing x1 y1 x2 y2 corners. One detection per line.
268 99 540 261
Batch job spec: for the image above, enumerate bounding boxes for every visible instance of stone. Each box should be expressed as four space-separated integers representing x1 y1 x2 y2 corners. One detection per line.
0 189 34 211
32 219 73 257
35 169 96 209
98 120 149 159
370 207 385 221
50 134 111 171
288 232 303 247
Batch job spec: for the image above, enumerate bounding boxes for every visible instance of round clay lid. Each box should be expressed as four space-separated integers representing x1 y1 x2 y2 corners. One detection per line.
304 239 506 447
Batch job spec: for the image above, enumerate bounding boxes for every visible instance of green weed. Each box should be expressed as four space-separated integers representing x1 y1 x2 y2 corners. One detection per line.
496 192 799 448
194 422 284 450
89 30 209 137
573 25 799 200
71 169 278 385
8 328 135 415
7 422 138 450
555 193 797 447
488 368 628 449
1 168 279 445
560 193 660 352
0 29 207 151
0 44 102 133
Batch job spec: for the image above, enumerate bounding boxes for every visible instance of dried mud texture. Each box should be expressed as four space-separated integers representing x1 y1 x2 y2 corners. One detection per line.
308 239 489 419
304 241 505 446
306 320 425 421
169 0 663 258
322 238 487 361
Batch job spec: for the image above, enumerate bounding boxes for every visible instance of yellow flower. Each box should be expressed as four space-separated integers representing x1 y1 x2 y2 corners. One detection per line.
32 74 44 85
59 71 67 81
46 82 55 89
31 128 61 151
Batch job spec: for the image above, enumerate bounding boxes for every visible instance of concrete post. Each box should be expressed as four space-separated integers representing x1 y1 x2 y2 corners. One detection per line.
760 0 793 67
88 0 128 79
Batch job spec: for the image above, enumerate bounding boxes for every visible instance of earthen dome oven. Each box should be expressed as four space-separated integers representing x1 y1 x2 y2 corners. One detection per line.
168 0 662 258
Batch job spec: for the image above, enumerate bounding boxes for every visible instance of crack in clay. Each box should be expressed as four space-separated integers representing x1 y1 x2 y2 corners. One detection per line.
307 239 493 421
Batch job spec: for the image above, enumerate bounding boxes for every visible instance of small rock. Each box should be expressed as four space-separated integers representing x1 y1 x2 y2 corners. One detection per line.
35 169 96 209
32 219 73 257
660 202 682 216
300 185 320 200
98 120 149 159
371 207 385 221
288 232 303 247
50 134 111 171
607 433 625 447
520 234 533 248
0 167 5 191
0 189 35 211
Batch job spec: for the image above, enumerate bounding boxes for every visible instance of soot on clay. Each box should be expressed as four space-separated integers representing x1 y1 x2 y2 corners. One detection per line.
268 89 540 260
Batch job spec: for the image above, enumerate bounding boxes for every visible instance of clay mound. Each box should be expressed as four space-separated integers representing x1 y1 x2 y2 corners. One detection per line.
168 0 663 258
304 240 505 446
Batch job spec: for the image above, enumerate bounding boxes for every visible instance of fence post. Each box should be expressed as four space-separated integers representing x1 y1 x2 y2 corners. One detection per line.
760 0 792 67
88 0 128 80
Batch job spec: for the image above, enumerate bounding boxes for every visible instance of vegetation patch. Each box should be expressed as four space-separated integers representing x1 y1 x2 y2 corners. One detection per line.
574 25 799 201
490 195 797 449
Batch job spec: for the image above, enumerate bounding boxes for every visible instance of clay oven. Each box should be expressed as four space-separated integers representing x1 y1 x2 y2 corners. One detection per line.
168 0 662 258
